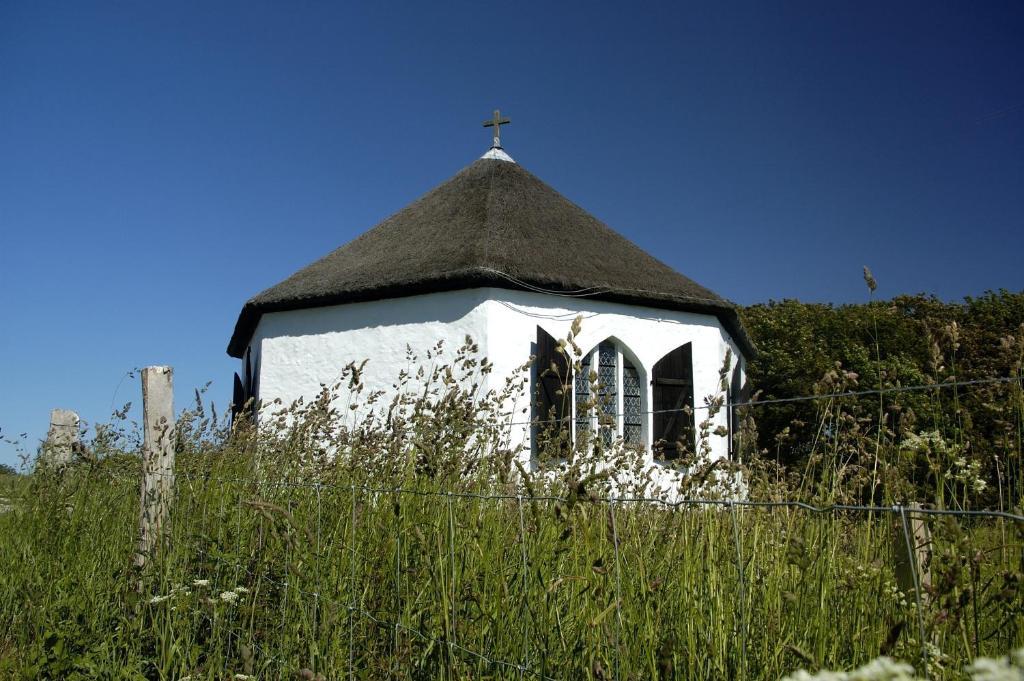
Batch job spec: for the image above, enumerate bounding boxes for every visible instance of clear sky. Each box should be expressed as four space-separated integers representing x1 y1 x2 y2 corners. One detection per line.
1 2 1022 469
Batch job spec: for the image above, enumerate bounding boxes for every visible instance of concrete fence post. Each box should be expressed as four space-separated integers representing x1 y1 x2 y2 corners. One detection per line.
43 409 79 467
136 366 175 571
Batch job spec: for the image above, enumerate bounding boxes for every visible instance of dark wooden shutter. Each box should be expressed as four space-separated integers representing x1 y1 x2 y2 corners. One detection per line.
249 352 260 405
535 326 572 456
232 350 258 424
729 364 742 459
244 350 253 398
231 372 245 422
651 343 694 460
730 365 750 460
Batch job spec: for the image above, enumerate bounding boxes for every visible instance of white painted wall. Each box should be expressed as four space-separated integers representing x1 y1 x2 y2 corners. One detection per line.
482 289 745 475
245 287 746 487
249 288 493 415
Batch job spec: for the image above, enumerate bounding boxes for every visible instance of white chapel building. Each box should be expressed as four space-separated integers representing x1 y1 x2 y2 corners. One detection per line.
227 122 754 474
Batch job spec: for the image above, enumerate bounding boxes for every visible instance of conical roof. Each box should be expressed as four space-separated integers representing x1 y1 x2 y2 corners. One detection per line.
228 153 753 358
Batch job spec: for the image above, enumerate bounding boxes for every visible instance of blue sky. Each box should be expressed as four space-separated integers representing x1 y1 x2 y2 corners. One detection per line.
1 2 1022 469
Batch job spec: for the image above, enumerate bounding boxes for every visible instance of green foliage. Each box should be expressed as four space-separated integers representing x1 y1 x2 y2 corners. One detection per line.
741 291 1024 506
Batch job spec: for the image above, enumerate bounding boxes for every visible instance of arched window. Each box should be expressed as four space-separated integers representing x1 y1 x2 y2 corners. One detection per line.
652 343 695 460
574 339 644 448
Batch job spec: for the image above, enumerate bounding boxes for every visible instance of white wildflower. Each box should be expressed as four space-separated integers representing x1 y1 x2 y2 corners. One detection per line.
234 675 253 680
220 590 240 603
848 656 918 680
193 578 210 587
779 669 847 681
234 586 250 594
781 656 920 681
147 583 194 605
782 650 1024 681
966 650 1024 681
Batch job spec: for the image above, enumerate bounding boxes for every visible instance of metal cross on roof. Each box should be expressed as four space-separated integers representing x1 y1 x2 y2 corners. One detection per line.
482 109 510 149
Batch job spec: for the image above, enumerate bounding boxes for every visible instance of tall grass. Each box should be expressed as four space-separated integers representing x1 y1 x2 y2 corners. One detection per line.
0 336 1021 680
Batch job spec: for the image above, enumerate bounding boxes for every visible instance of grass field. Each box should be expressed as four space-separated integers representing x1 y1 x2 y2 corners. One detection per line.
1 323 1022 680
1 444 1021 680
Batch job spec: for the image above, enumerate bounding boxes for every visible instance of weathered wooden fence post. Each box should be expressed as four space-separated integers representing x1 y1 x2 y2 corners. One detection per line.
894 502 933 597
908 502 932 592
136 366 175 572
43 409 79 467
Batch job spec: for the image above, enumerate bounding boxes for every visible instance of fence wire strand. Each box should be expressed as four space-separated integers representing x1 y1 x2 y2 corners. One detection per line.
145 470 1024 523
123 468 1024 679
504 373 1024 427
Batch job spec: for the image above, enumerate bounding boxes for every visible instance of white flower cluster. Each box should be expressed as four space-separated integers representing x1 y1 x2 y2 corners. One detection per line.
901 431 957 458
781 656 917 681
950 456 987 493
219 585 251 605
148 584 191 605
965 649 1024 681
851 563 880 581
150 578 252 607
923 643 948 677
881 580 910 611
900 430 986 494
780 649 1024 681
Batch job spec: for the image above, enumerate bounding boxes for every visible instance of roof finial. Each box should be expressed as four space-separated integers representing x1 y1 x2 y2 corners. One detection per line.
482 109 510 149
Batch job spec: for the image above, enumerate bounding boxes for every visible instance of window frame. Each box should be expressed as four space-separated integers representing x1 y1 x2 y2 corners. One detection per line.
573 339 645 449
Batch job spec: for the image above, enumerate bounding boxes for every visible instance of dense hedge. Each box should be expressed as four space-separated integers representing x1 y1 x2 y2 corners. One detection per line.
740 290 1024 504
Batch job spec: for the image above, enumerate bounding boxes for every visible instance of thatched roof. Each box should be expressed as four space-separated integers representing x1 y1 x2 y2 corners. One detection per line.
228 154 754 358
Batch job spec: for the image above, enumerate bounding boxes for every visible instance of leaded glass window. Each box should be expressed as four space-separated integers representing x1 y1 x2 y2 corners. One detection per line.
597 341 618 446
623 358 642 445
571 339 644 450
575 351 592 440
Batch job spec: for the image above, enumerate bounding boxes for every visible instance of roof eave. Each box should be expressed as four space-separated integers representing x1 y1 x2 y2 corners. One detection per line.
227 271 756 359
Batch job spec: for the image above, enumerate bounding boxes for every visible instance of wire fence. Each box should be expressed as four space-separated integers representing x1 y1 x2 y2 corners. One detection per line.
515 373 1024 426
118 469 1024 680
13 367 1023 678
